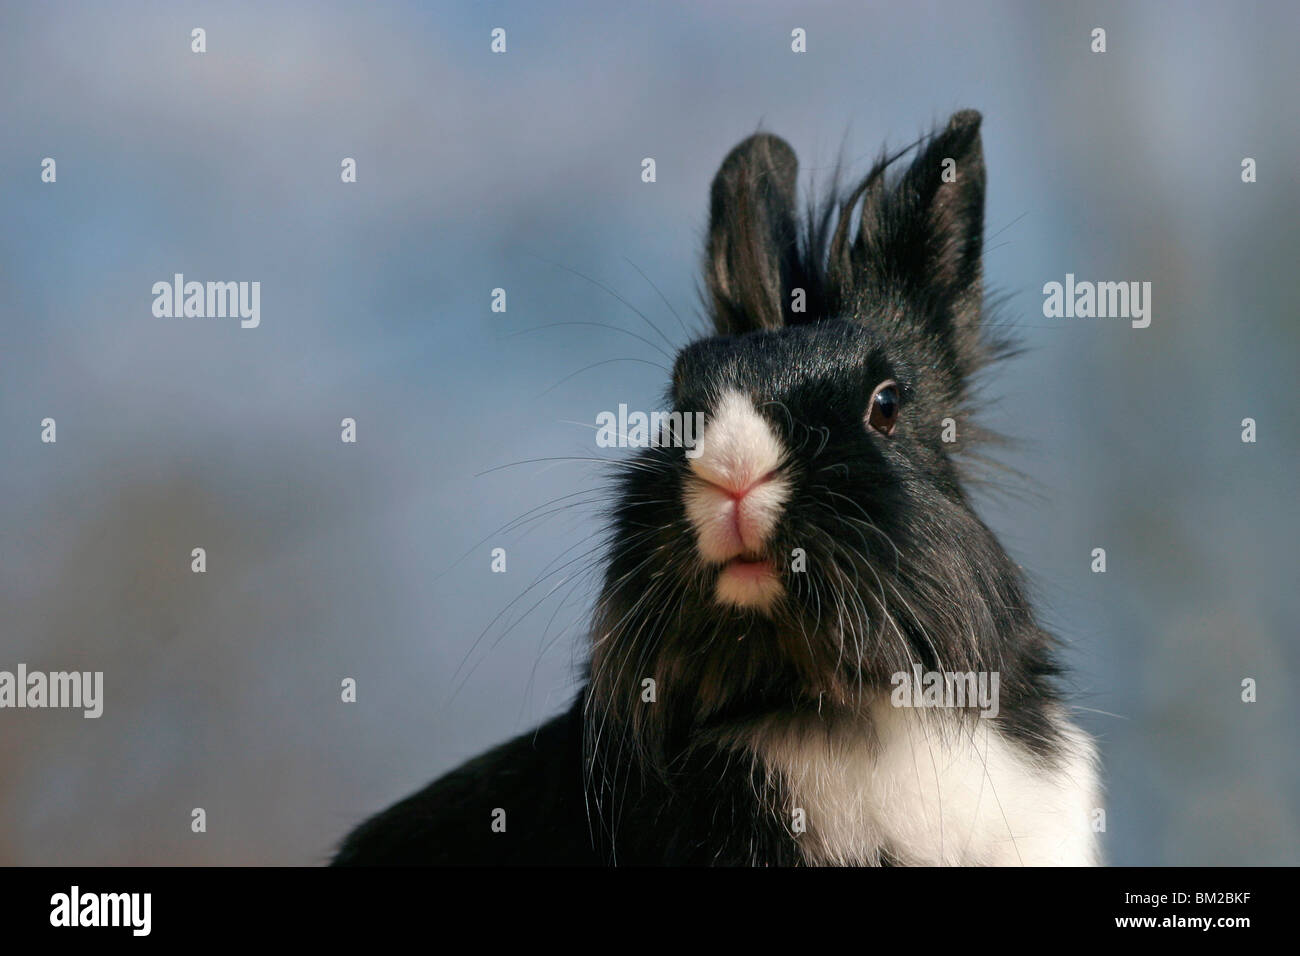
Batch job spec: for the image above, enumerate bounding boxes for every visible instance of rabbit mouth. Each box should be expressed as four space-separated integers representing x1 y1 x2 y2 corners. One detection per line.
715 552 782 611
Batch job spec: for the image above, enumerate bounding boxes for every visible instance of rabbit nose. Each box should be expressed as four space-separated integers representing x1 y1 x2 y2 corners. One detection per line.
686 390 785 490
691 468 778 501
683 390 790 563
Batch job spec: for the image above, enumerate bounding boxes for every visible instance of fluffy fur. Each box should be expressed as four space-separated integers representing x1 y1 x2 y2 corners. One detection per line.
334 110 1102 867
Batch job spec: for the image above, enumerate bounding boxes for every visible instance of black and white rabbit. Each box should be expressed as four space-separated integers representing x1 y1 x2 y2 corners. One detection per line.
334 110 1101 866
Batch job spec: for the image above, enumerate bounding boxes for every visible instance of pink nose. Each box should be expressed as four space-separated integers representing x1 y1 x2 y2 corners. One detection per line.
704 473 776 551
701 469 776 501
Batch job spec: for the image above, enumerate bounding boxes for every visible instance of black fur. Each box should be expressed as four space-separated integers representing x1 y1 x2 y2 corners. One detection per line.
335 110 1067 866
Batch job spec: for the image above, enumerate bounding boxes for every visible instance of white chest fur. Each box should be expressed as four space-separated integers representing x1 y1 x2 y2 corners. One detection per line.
743 700 1101 866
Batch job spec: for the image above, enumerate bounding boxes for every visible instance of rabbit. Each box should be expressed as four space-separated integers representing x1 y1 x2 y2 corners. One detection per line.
333 110 1102 866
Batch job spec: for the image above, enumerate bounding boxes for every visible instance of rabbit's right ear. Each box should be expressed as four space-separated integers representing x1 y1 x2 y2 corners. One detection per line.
705 133 801 335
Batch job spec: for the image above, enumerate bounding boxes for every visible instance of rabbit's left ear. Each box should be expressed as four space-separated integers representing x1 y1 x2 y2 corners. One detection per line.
851 110 986 363
705 133 802 335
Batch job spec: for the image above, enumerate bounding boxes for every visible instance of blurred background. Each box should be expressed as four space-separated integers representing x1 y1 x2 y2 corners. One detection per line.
1 0 1296 865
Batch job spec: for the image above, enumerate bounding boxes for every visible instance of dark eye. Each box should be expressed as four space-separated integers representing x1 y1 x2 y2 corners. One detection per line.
866 380 900 436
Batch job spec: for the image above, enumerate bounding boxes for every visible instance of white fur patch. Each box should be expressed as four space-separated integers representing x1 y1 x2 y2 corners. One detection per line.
683 389 789 561
713 557 783 611
683 390 790 610
744 700 1101 866
688 390 787 498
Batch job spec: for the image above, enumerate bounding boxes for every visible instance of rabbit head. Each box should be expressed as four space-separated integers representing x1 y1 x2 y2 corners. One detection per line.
590 111 1063 759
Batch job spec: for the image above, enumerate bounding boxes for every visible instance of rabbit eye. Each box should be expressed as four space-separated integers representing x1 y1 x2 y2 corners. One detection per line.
866 380 900 436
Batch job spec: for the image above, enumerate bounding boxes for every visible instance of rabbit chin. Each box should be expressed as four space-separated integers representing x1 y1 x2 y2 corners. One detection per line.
715 557 783 611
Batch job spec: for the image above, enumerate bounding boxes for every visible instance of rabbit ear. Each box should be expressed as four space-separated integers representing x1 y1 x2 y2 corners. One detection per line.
705 133 802 335
849 110 986 365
